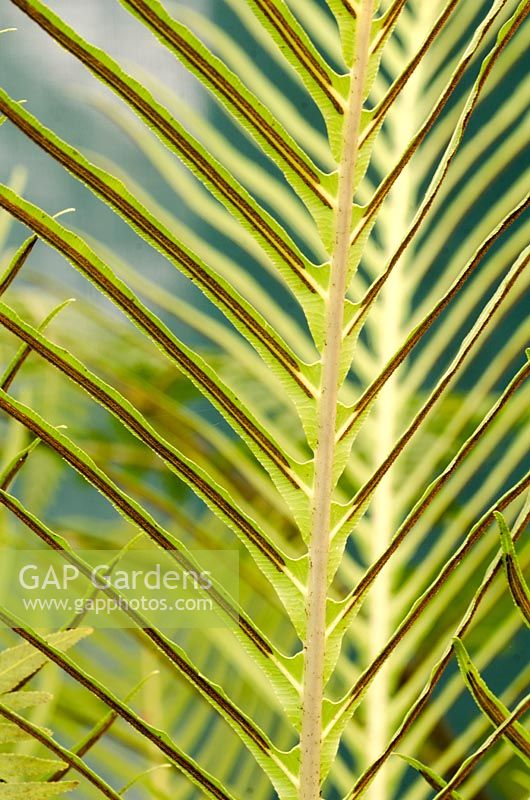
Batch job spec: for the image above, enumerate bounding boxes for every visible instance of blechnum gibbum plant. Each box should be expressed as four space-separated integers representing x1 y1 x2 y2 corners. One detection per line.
0 0 528 798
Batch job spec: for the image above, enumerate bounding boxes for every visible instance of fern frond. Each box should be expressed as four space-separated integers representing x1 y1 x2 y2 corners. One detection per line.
1 0 528 797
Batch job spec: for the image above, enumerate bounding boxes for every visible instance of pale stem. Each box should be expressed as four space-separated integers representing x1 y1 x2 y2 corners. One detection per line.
365 9 430 795
365 268 401 797
299 4 374 799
